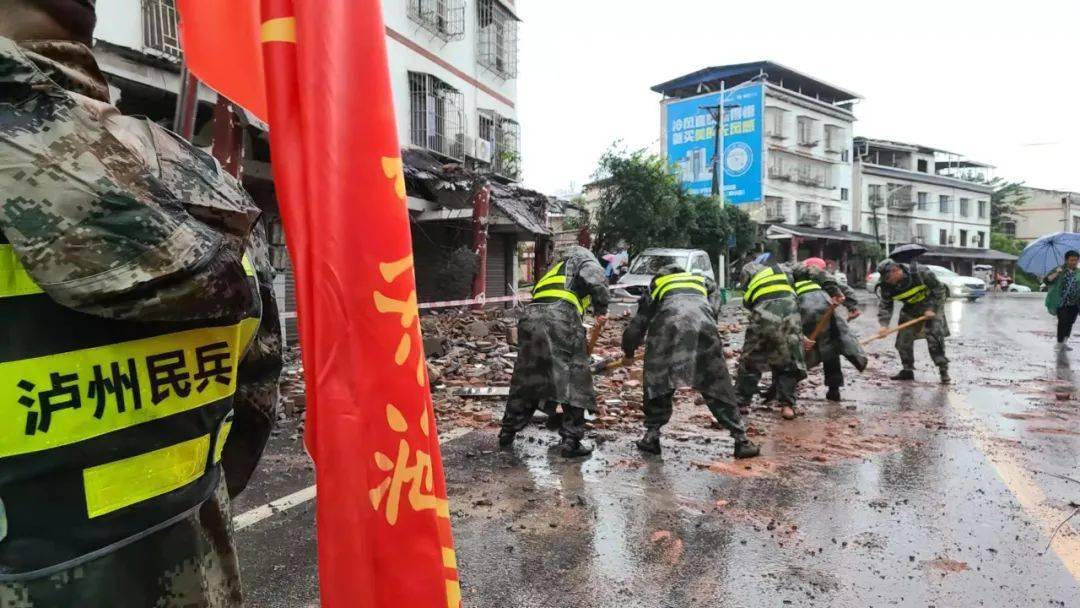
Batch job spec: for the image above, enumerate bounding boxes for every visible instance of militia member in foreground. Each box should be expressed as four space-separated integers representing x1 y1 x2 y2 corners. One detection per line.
499 246 610 457
0 0 282 604
621 266 760 459
794 257 868 402
874 259 949 383
735 257 843 420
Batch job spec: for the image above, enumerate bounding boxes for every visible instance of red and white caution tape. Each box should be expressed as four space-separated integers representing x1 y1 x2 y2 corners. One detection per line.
418 292 530 310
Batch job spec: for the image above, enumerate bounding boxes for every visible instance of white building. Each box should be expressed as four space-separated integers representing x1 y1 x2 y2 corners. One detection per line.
90 0 536 341
385 0 521 180
854 138 993 250
652 63 875 277
852 138 1015 274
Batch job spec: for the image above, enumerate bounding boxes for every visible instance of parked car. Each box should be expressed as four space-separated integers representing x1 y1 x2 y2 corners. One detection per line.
865 264 987 301
610 248 713 299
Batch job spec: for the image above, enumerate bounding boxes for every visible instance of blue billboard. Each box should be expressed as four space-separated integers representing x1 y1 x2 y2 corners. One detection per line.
664 83 764 204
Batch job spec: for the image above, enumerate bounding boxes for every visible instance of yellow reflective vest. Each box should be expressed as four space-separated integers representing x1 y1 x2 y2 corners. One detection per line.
650 272 708 301
0 241 260 578
745 265 796 306
532 260 591 314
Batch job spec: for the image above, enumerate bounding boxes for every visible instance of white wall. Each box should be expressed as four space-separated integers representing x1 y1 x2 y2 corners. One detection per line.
762 86 855 229
383 0 519 155
860 171 991 248
94 0 144 50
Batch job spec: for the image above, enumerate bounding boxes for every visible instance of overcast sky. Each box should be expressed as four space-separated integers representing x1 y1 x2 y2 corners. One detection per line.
514 0 1080 196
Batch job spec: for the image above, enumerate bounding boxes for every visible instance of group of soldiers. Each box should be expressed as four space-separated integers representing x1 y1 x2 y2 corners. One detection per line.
500 247 952 460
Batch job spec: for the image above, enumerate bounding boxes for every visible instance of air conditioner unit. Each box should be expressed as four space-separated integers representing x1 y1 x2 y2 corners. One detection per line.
462 135 476 159
948 235 956 244
475 138 493 163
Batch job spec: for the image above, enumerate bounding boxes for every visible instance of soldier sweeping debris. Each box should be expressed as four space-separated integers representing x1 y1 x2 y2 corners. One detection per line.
621 265 760 459
792 257 868 402
0 0 282 604
499 246 610 457
735 256 843 420
874 259 950 383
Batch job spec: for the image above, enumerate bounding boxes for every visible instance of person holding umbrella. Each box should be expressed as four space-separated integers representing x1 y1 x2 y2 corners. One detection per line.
1044 250 1080 350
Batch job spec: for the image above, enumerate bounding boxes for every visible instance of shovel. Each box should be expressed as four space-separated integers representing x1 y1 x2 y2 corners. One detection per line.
591 354 634 374
803 302 838 351
860 313 934 346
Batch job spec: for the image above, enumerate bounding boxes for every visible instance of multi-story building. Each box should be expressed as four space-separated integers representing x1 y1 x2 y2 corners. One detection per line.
91 0 544 343
652 62 876 277
1003 186 1080 241
385 0 521 179
853 137 1013 274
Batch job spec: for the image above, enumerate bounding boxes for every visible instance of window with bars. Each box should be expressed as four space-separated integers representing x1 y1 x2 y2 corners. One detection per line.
939 195 951 214
917 192 929 211
408 0 466 41
477 0 518 79
960 198 970 217
478 110 520 179
978 200 988 219
409 72 465 160
142 0 182 59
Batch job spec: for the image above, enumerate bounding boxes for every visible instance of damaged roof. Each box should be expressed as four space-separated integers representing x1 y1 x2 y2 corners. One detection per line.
403 148 550 236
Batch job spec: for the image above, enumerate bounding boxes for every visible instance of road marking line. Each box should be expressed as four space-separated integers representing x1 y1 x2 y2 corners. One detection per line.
947 391 1080 582
233 427 476 531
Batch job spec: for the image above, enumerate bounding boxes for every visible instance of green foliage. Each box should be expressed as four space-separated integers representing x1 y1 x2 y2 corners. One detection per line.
963 174 1027 232
990 232 1025 256
854 241 884 260
990 232 1039 289
591 145 758 264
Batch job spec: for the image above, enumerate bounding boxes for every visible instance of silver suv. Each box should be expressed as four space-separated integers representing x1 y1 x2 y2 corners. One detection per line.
610 248 713 300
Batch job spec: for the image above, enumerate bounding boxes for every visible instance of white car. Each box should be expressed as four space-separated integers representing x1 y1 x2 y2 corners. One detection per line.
611 248 713 300
1007 284 1032 293
865 264 987 301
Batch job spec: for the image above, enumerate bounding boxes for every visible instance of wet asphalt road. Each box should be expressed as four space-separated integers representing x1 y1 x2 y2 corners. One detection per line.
232 294 1080 607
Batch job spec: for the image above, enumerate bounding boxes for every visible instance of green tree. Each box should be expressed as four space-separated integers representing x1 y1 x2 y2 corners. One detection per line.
591 146 683 254
961 174 1027 232
591 146 758 263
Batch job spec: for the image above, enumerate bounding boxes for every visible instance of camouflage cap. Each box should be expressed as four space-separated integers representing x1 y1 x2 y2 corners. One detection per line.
876 259 900 276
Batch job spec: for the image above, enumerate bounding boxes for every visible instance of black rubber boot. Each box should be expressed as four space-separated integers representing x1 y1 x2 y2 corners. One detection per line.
733 438 761 459
825 387 841 402
497 431 515 449
559 438 594 458
939 368 951 384
635 428 662 454
759 384 777 402
891 369 915 381
544 412 564 431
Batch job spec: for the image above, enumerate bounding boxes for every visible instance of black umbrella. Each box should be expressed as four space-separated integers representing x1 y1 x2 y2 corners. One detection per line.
890 243 927 264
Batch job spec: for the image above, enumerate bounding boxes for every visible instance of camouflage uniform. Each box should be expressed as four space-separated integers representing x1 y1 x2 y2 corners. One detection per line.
500 247 609 448
621 266 749 445
798 280 867 390
735 261 840 408
877 262 949 375
0 37 281 606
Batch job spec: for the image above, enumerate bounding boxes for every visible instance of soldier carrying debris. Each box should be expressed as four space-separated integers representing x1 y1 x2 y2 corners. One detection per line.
791 257 868 402
499 246 610 457
735 255 843 420
621 265 760 458
873 259 950 383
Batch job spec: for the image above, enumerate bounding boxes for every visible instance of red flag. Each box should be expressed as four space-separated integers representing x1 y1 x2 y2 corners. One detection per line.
177 2 460 607
175 0 267 122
